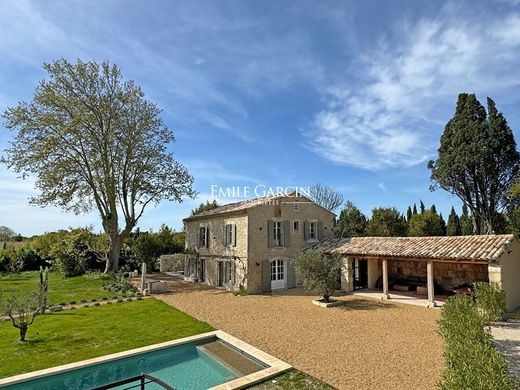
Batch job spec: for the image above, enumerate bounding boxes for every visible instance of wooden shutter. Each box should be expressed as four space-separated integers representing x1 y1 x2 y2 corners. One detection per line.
304 221 309 240
282 220 290 247
224 224 230 245
262 260 272 292
267 220 274 248
232 224 237 247
318 221 324 240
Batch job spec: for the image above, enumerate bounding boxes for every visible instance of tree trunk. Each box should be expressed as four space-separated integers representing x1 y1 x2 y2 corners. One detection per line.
104 234 122 273
19 325 28 342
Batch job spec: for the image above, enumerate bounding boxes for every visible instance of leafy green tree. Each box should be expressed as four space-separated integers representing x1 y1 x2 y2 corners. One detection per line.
1 59 195 272
190 200 219 216
366 207 407 237
428 94 519 234
1 290 44 341
447 207 462 236
407 210 445 236
460 204 474 235
335 201 368 237
0 226 17 241
293 250 343 302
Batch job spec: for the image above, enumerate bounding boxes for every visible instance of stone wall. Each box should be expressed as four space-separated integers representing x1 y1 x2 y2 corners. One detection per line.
389 259 488 290
159 254 186 272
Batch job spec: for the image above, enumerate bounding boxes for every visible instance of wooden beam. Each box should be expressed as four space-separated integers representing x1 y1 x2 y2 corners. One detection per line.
382 259 390 300
427 260 436 308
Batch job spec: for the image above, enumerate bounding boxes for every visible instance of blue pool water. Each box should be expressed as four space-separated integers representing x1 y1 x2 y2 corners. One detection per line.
3 341 238 390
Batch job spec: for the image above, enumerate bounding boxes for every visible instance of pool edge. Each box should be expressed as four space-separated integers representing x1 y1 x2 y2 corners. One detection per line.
0 330 292 389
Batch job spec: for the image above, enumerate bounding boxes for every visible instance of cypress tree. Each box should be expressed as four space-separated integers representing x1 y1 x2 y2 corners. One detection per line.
447 207 462 236
460 204 473 235
430 204 437 214
420 200 425 214
439 213 447 235
413 203 418 215
406 206 413 222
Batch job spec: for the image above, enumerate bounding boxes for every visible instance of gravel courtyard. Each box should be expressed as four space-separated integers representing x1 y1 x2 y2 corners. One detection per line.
155 276 444 390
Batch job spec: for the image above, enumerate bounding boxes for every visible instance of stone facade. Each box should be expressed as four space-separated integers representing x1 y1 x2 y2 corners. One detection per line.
184 195 336 293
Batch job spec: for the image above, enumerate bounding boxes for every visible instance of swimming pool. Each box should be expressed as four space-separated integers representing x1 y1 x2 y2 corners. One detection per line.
0 331 291 390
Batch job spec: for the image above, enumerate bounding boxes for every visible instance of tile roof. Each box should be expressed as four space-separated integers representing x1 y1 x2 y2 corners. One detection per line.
184 192 333 221
309 234 515 262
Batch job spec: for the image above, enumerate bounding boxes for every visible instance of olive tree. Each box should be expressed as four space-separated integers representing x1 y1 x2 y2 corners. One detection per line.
2 59 195 272
293 250 343 302
1 291 44 342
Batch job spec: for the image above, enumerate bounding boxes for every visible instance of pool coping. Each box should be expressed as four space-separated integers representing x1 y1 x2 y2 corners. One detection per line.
0 330 292 389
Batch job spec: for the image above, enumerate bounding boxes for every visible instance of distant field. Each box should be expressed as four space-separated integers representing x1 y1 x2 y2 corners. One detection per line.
0 272 111 304
0 299 213 378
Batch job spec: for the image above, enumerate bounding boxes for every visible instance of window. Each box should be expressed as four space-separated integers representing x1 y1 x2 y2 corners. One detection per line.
198 226 208 248
293 221 299 231
225 224 236 246
293 202 299 212
273 221 282 247
309 221 318 240
224 261 235 284
271 259 285 281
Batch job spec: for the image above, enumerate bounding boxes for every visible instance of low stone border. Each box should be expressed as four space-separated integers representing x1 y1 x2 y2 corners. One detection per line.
312 299 343 308
0 294 148 321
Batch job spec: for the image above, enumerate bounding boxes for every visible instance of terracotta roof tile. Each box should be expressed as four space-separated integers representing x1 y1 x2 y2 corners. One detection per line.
309 235 515 262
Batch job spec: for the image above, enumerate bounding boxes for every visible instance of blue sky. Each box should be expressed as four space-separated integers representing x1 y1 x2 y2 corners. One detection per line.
1 0 520 236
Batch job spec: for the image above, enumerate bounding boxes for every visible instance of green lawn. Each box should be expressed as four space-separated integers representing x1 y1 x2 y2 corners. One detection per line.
248 370 334 390
0 272 113 305
0 299 213 378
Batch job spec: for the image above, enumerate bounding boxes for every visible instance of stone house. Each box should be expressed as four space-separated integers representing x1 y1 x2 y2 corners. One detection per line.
311 234 520 310
183 193 335 293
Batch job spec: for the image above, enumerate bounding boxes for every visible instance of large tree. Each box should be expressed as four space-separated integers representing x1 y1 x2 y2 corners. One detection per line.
428 94 519 234
407 210 445 236
2 59 194 272
366 207 407 237
335 201 368 237
308 182 344 212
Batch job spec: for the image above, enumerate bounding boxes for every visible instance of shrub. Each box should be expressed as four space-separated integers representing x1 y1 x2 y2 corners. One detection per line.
474 282 507 323
292 250 342 302
233 285 247 296
438 295 515 389
102 273 137 295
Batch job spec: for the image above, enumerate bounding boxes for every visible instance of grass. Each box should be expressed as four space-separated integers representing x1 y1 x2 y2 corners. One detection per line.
0 272 111 305
248 370 334 390
0 299 213 378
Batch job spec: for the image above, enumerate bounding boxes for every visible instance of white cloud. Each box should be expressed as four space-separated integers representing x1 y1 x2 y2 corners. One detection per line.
378 182 387 192
306 10 520 170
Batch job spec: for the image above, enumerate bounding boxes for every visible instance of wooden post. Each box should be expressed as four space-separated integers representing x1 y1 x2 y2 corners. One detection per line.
382 259 390 300
427 260 436 308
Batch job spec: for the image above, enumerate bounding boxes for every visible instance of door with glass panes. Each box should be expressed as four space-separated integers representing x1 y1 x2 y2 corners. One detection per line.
271 259 286 290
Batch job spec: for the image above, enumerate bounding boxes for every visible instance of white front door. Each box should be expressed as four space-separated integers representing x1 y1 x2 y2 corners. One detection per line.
271 259 286 290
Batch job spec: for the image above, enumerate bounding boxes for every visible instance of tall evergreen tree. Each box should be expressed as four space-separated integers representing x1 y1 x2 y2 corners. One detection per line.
428 94 519 234
430 204 437 214
408 211 444 236
406 206 413 222
420 200 425 214
446 207 462 236
412 203 418 215
460 204 473 235
439 213 447 235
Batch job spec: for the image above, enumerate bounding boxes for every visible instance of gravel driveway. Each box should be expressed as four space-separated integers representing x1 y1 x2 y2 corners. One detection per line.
490 321 520 377
154 276 444 390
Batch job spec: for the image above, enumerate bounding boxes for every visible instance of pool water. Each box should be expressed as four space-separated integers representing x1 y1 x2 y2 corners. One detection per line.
3 341 238 390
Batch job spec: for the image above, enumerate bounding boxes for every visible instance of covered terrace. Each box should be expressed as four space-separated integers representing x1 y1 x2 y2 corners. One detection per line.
311 234 517 308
